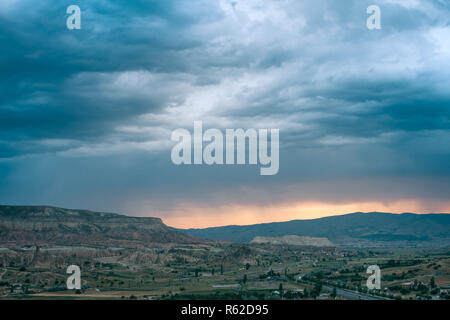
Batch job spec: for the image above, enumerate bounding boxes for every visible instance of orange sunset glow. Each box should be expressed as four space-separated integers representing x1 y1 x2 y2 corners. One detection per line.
160 199 450 229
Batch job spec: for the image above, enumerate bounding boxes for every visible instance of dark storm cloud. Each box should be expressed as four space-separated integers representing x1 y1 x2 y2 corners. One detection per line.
0 0 449 217
0 0 223 157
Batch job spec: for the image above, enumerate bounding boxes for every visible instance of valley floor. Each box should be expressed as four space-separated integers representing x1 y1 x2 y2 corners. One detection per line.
0 244 449 300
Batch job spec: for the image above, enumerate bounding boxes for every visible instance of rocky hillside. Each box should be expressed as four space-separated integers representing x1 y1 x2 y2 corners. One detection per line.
0 206 205 247
250 235 334 247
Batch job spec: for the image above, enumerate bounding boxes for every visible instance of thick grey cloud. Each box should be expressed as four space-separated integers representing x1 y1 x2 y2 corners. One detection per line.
0 0 449 220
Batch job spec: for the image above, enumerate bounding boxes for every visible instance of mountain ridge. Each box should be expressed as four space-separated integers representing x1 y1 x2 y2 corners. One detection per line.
2 207 449 248
178 212 450 247
0 205 206 247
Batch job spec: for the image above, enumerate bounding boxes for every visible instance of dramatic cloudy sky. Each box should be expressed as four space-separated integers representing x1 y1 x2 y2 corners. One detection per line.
0 0 449 227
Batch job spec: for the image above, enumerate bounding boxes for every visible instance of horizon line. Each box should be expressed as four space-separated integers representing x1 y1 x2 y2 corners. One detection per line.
1 204 449 230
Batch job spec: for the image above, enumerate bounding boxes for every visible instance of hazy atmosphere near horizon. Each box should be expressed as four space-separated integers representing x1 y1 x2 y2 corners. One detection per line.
1 0 450 228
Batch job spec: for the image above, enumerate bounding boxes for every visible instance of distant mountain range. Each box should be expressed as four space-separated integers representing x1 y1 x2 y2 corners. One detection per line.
179 212 450 247
2 207 449 248
0 205 204 247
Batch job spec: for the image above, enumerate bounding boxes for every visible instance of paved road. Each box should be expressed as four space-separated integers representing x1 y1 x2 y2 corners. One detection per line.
323 285 391 300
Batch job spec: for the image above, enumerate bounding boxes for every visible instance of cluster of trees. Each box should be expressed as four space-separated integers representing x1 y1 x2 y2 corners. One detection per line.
258 269 281 279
